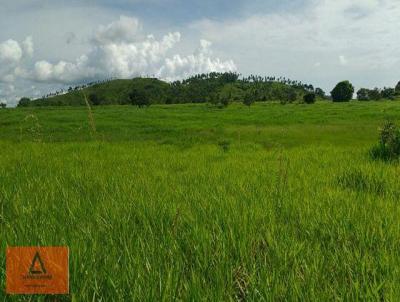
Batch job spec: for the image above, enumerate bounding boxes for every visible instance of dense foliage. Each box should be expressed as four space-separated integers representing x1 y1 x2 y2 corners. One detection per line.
331 81 354 102
303 93 316 104
17 97 31 107
17 74 400 107
19 73 324 107
357 87 398 101
395 81 400 94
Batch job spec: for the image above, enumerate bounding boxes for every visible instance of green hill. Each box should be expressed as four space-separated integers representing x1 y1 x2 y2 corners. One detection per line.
29 78 170 106
23 73 319 107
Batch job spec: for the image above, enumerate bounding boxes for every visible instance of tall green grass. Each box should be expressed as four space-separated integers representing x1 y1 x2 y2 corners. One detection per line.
1 101 400 300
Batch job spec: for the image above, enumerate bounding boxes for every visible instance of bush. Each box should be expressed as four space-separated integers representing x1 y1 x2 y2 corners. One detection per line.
370 121 400 161
89 94 101 106
303 93 316 104
17 97 31 107
331 81 354 102
129 88 151 108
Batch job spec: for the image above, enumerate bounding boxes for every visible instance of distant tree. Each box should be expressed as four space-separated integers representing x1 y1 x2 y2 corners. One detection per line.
17 97 31 107
0 102 6 108
357 88 370 101
129 88 150 107
395 81 400 95
368 88 382 101
89 93 101 106
214 84 243 108
331 81 354 102
285 89 297 103
243 88 256 107
381 87 396 100
303 93 316 104
315 88 326 99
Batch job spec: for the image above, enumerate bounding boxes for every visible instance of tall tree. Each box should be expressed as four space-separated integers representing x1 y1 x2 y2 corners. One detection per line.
357 88 370 101
17 97 31 107
331 81 354 102
395 81 400 94
129 89 150 108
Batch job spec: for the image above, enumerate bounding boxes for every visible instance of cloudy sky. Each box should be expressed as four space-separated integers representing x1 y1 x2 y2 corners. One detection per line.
0 0 399 106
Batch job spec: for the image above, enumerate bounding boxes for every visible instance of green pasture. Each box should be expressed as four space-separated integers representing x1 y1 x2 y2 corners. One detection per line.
1 101 400 300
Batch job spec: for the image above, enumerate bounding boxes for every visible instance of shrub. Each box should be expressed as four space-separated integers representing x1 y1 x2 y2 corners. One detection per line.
17 97 31 107
331 81 354 102
89 94 101 106
370 121 400 161
129 88 151 108
303 93 316 104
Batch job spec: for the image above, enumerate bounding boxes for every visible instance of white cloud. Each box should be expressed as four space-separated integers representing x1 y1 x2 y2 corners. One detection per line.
158 39 236 81
22 36 34 57
0 39 22 63
191 0 400 90
94 16 142 44
0 38 28 83
23 16 235 84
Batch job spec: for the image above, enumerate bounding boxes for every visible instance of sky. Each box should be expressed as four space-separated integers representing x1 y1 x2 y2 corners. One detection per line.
0 0 399 106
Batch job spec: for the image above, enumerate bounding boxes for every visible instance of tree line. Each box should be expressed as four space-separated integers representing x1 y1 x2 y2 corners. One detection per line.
18 72 325 107
16 73 400 108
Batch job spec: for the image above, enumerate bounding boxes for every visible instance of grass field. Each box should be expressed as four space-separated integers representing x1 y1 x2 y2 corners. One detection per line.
1 101 400 300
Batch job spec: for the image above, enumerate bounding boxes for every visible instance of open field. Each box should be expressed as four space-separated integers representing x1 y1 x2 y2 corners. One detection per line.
1 101 400 300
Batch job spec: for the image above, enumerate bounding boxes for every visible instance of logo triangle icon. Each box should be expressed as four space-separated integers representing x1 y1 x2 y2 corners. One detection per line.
29 251 47 275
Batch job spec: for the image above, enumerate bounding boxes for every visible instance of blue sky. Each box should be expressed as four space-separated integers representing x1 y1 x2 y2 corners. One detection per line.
0 0 399 106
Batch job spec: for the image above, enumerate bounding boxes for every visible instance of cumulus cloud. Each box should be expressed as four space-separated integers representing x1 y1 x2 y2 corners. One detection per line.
0 16 235 85
158 39 236 81
93 15 142 44
22 36 34 57
0 38 28 83
0 39 23 63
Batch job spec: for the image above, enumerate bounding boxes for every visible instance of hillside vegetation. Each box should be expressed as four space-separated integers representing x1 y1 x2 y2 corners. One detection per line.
19 73 324 107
